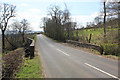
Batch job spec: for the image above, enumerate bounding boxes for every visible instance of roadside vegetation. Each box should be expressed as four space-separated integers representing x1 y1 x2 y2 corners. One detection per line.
2 33 42 78
34 34 37 42
2 48 24 78
15 53 42 78
73 26 118 56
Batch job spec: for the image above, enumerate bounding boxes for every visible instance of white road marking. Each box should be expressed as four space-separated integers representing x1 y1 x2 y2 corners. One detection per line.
57 49 70 56
85 63 119 79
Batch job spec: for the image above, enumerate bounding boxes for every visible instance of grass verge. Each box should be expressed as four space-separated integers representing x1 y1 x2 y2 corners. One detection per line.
15 53 42 78
90 48 118 60
63 43 119 60
34 34 37 42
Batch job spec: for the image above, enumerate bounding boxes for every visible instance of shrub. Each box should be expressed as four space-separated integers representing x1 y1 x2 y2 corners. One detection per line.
2 48 24 78
100 43 118 56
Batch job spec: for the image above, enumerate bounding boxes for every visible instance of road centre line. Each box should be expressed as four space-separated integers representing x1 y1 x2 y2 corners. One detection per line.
85 63 119 79
57 49 70 56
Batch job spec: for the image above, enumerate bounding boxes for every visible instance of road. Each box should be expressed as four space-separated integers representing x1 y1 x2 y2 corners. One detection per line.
37 34 118 79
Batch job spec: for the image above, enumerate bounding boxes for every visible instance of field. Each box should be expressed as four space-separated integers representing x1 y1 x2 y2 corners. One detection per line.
74 27 118 44
73 27 119 56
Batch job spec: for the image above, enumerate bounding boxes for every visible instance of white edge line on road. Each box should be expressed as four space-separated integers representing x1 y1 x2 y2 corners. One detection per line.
84 63 119 79
57 49 70 56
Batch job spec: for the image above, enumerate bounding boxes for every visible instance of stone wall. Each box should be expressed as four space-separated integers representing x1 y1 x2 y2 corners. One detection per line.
66 40 103 54
25 38 35 59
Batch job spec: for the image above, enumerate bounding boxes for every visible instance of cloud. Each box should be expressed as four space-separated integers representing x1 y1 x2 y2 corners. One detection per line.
15 8 46 31
91 12 100 18
20 3 29 7
0 0 101 3
30 0 118 2
28 9 41 14
71 12 99 27
17 8 43 21
42 0 101 2
30 22 43 31
17 0 101 2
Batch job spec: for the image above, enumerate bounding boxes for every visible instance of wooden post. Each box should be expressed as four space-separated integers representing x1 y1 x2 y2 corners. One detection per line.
103 1 106 38
88 34 92 43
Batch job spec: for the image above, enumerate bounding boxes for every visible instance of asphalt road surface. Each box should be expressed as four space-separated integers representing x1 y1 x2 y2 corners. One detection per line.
37 34 118 79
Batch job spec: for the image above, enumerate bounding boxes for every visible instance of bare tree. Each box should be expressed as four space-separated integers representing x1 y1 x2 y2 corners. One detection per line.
12 20 22 34
12 19 30 44
20 19 30 43
94 16 100 25
42 17 49 34
106 1 119 17
0 3 16 53
62 4 71 39
48 5 64 40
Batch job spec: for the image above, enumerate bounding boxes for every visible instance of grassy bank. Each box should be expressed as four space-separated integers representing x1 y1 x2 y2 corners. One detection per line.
2 48 24 78
73 27 119 57
74 27 118 44
15 53 42 78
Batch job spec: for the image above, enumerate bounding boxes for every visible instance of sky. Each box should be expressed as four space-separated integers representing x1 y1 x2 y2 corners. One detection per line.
0 0 103 31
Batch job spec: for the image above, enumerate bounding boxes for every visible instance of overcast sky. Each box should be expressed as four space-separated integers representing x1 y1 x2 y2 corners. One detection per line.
0 0 102 31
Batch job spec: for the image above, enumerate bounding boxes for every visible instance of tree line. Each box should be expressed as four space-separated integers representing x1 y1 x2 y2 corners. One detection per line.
43 5 76 42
